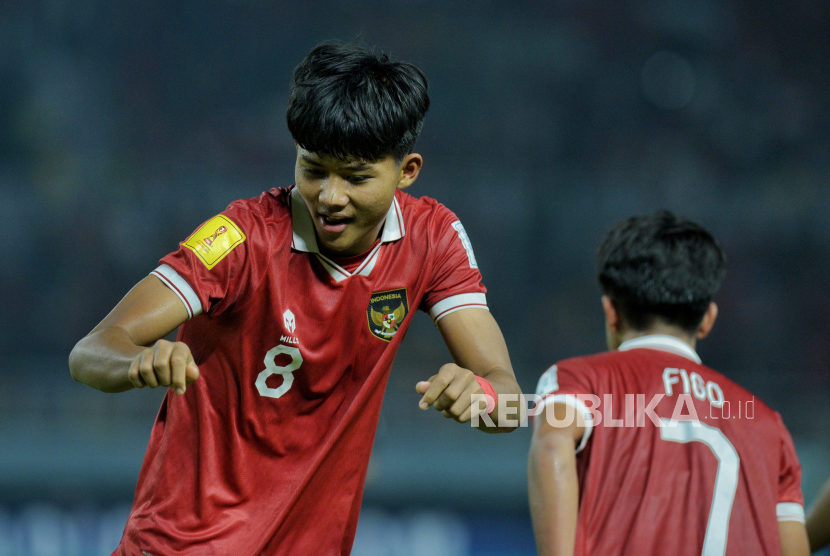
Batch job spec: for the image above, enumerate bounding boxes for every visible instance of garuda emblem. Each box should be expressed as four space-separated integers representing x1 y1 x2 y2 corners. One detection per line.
367 288 409 341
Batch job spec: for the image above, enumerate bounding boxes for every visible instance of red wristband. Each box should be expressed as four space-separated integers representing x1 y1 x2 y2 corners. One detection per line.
475 376 497 415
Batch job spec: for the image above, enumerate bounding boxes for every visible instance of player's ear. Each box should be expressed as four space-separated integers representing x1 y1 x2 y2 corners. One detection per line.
396 153 422 190
601 296 621 332
696 302 718 339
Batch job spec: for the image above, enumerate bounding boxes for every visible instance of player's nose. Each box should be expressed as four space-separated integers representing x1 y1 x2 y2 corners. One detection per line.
319 176 349 207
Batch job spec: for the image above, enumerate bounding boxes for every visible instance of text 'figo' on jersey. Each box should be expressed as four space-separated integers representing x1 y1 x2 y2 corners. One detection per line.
534 335 804 556
115 186 488 556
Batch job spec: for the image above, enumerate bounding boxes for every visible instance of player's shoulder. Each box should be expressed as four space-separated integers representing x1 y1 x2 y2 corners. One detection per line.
696 363 752 395
222 187 292 230
555 350 619 373
395 190 460 228
226 187 290 216
395 189 441 210
536 351 608 385
695 362 780 419
395 191 478 259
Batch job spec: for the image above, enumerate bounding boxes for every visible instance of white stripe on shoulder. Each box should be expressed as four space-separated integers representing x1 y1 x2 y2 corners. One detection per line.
776 502 805 523
535 393 595 454
152 264 203 319
428 293 488 323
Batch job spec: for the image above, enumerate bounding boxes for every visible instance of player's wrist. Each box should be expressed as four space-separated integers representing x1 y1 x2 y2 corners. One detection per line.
475 375 497 414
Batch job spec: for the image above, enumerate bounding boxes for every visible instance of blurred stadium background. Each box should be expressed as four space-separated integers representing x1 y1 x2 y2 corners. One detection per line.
1 0 829 554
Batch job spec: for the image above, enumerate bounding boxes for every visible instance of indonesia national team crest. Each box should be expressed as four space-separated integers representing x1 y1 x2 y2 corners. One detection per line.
367 288 409 341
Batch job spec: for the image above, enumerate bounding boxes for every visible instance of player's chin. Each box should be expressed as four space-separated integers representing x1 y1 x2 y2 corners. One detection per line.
319 228 371 255
319 237 355 255
315 229 350 250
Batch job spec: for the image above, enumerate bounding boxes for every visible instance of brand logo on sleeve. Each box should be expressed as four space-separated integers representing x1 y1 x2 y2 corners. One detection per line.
183 215 246 270
451 221 478 268
367 288 409 341
536 365 559 397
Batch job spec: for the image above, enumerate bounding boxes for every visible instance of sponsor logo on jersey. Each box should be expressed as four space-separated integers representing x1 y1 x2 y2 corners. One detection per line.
281 310 299 343
183 215 246 270
367 288 409 341
283 309 296 333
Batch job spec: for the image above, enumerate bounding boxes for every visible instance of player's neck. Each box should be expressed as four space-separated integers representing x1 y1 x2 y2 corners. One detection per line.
617 325 697 350
321 236 382 261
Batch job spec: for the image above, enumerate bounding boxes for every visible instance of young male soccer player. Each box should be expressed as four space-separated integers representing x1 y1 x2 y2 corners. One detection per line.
528 211 809 556
69 43 521 555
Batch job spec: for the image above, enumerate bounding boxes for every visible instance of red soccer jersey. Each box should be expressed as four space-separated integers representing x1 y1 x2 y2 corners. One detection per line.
115 187 487 556
534 335 804 556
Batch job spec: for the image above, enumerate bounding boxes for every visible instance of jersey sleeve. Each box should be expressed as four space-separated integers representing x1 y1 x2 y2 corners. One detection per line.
774 412 806 523
151 199 272 318
419 205 488 323
533 361 598 453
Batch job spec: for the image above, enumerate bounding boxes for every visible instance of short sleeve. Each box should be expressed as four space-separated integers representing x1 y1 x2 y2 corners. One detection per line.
775 412 806 522
533 362 597 453
419 206 487 323
152 199 273 318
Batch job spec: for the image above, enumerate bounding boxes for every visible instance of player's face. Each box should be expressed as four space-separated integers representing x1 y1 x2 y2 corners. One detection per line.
295 147 422 257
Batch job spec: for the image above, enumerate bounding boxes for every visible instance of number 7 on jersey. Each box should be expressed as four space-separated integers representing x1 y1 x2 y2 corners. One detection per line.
660 419 740 556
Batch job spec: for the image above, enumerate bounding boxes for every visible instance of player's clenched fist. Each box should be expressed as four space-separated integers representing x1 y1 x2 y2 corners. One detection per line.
415 363 486 423
128 339 199 395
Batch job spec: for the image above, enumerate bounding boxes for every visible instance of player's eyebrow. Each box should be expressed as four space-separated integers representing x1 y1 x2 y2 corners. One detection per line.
343 162 372 171
299 154 323 166
299 154 371 171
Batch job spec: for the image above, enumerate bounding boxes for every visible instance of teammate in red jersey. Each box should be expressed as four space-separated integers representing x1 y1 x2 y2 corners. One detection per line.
528 211 809 556
69 43 521 555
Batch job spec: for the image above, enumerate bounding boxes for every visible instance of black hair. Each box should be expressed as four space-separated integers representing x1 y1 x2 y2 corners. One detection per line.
286 42 430 162
597 210 727 333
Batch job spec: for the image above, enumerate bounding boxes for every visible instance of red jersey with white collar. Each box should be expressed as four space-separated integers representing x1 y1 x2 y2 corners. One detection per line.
534 335 804 556
115 187 487 556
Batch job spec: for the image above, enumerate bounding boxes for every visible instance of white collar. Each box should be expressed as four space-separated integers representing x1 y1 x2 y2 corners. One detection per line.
289 186 405 253
617 334 702 364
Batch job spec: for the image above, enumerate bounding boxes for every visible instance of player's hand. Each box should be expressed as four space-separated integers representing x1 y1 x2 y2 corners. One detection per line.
415 363 486 423
128 339 199 395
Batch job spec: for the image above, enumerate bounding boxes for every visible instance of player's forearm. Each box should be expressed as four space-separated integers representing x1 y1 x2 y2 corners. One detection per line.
528 431 579 556
807 479 830 552
779 521 810 556
69 326 142 393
